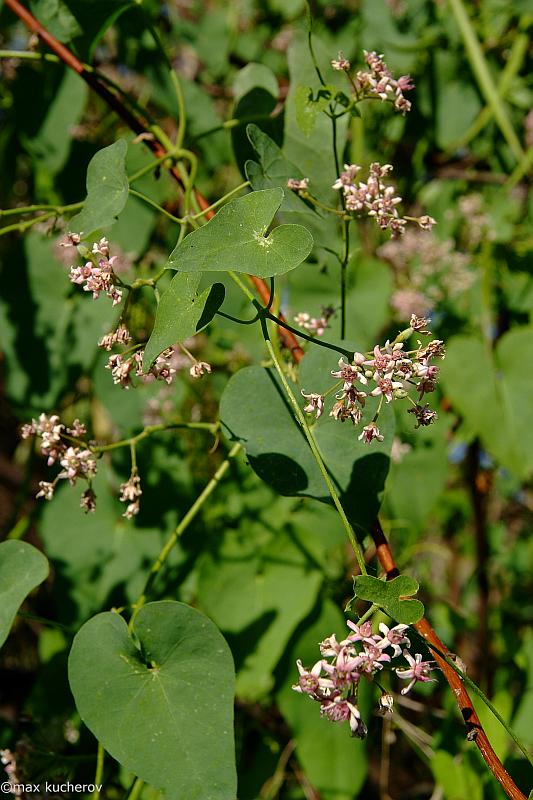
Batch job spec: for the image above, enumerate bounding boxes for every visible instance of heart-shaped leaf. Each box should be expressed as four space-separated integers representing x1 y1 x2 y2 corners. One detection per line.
353 575 424 625
68 601 236 800
220 365 392 530
143 273 225 370
166 188 313 278
0 541 49 649
69 139 129 238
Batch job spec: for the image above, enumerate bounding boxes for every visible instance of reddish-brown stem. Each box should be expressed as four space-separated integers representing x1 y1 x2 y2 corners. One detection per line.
4 4 526 797
371 519 526 800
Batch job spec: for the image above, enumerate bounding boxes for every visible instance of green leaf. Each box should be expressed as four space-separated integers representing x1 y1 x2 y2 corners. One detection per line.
231 64 282 177
353 574 425 624
220 364 392 529
245 124 317 214
34 0 134 59
69 139 129 238
233 63 279 104
197 528 322 700
143 273 225 370
68 602 236 800
441 328 533 479
29 0 81 42
26 70 87 175
294 84 333 136
513 629 533 746
431 750 483 800
284 33 348 201
0 541 49 650
166 189 313 278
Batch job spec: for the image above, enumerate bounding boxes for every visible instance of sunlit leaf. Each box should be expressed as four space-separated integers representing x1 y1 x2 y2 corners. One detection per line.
353 575 424 624
166 189 313 278
68 602 236 800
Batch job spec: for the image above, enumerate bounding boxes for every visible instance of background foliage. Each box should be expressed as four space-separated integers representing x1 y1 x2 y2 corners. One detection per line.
0 0 532 798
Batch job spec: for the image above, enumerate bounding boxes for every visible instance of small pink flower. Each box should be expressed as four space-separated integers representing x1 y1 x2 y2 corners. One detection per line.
301 390 324 419
287 178 309 191
376 623 410 657
396 651 435 694
331 52 351 71
189 361 212 379
358 422 384 443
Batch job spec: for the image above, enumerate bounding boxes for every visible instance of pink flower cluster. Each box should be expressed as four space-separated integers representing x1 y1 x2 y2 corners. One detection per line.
105 347 177 389
293 619 435 737
301 317 445 442
69 238 122 306
294 306 334 337
119 470 142 519
21 414 97 506
339 49 414 113
333 162 436 237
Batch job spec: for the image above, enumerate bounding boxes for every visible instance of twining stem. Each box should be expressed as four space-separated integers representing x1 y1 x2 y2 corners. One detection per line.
372 519 527 800
410 629 533 767
331 112 350 339
129 443 241 625
264 310 352 359
92 743 105 800
261 327 367 575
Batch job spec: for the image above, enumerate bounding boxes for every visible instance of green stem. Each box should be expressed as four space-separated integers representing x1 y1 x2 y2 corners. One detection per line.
142 14 186 149
188 181 250 220
92 744 105 800
0 211 56 236
447 0 524 162
0 200 82 219
6 516 31 540
130 443 241 624
299 192 346 217
307 21 326 87
16 611 71 631
0 48 59 62
93 422 218 454
228 272 352 358
446 32 528 152
264 310 352 359
169 68 187 150
123 777 144 800
128 153 176 184
128 188 183 223
262 328 366 574
193 114 277 141
356 603 379 624
330 111 350 339
506 147 533 190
